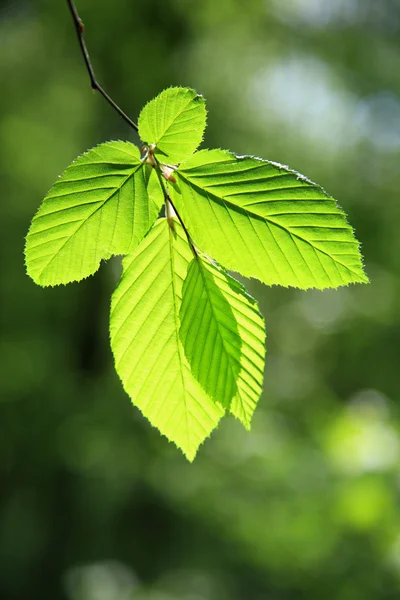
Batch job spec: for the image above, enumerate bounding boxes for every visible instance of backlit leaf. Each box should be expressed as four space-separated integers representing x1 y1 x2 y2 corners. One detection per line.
25 141 163 286
173 149 368 289
110 219 224 461
138 87 207 163
180 255 265 428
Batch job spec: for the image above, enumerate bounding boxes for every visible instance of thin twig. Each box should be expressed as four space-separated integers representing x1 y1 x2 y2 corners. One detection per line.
167 193 198 258
66 0 139 132
154 165 198 257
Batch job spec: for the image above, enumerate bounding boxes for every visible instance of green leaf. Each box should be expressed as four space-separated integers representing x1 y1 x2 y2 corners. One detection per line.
110 218 224 461
138 87 207 164
180 255 265 428
173 149 368 289
25 141 163 286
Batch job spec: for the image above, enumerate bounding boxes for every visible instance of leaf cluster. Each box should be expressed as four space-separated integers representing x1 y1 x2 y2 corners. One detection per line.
25 87 367 460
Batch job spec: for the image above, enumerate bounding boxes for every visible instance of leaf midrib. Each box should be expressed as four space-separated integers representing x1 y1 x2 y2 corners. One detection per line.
168 225 192 452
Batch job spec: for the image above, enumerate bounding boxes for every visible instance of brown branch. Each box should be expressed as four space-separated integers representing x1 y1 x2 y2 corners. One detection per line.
66 0 139 132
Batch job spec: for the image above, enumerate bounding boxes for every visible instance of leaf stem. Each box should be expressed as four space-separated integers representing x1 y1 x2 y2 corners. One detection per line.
153 162 198 258
65 0 139 132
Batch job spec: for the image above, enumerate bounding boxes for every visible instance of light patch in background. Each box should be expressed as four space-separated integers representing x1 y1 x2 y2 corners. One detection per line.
270 0 400 33
334 476 393 531
250 55 362 151
270 0 359 29
250 54 400 152
151 569 221 600
297 288 350 332
356 92 400 151
324 389 400 474
64 561 137 600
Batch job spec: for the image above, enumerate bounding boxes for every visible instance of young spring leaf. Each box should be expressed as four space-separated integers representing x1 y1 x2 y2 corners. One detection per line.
25 82 369 461
25 141 163 286
180 255 265 428
110 218 224 461
173 149 368 289
138 87 207 163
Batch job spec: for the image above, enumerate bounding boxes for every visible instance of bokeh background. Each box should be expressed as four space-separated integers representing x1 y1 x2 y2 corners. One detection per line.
1 0 400 598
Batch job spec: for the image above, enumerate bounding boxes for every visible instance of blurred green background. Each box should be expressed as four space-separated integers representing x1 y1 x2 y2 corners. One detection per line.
1 0 400 598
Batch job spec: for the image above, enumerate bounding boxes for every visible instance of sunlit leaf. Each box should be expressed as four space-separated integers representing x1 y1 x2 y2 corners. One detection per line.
25 141 163 286
138 87 207 163
25 82 370 460
173 149 368 289
110 219 224 461
180 255 265 428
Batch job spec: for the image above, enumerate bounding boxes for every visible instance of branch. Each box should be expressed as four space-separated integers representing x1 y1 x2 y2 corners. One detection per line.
153 162 198 258
66 0 139 132
167 192 198 258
